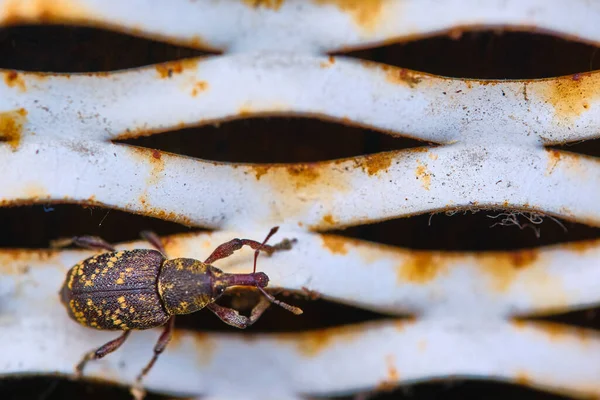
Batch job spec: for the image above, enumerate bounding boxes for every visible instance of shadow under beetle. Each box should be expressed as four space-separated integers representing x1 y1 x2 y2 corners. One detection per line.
58 227 302 399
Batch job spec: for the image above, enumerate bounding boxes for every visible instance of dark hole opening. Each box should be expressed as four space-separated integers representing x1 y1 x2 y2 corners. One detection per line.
338 31 600 79
116 117 426 164
0 376 177 400
0 205 194 249
322 379 576 400
328 211 600 252
546 138 600 158
518 306 600 331
0 26 209 72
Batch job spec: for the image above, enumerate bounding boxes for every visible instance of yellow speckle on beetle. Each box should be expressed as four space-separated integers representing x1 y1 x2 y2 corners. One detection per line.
129 307 135 313
107 261 115 268
114 319 122 325
117 296 126 303
116 277 124 284
94 268 100 274
110 257 118 262
84 280 94 287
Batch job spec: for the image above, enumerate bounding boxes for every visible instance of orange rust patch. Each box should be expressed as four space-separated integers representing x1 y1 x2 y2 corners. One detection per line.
320 55 336 68
512 321 593 345
320 234 348 255
250 165 272 180
155 59 198 79
515 371 531 386
314 0 386 32
191 80 208 97
533 72 600 123
565 239 600 254
361 61 427 88
397 253 446 284
376 354 400 392
242 0 285 10
321 214 337 225
0 108 27 150
1 0 90 23
546 149 562 175
0 250 55 274
415 162 431 190
279 324 363 357
129 147 166 186
480 250 541 292
355 152 395 176
3 70 26 91
285 164 320 189
170 331 215 366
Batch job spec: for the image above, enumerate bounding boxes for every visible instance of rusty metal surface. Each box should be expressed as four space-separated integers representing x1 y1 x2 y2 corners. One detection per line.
0 0 599 399
0 232 599 399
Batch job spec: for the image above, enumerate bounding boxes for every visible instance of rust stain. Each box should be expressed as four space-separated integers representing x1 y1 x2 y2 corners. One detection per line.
1 0 91 24
242 0 285 10
320 234 348 255
320 55 336 68
314 0 386 32
3 70 26 91
191 80 208 97
397 253 446 284
480 249 540 292
250 165 272 180
285 164 321 189
376 354 400 392
170 331 215 366
238 106 252 117
533 72 600 123
361 61 425 88
0 250 55 274
355 152 395 176
417 339 427 352
155 59 198 79
515 371 531 386
415 161 431 190
546 149 562 175
565 239 600 254
278 324 364 357
129 147 166 186
511 320 593 345
0 108 27 150
321 214 337 226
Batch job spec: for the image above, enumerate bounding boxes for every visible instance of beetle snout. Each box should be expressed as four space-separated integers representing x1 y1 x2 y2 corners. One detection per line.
252 272 269 287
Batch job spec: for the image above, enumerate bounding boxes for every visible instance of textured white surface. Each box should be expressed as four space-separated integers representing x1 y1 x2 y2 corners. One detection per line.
0 0 598 399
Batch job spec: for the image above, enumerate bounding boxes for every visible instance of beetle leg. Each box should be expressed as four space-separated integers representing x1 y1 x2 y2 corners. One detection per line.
204 237 296 265
207 296 271 329
52 235 116 252
130 316 176 400
75 330 131 377
139 230 167 255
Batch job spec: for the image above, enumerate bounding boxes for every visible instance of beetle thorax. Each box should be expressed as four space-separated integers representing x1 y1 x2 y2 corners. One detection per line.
157 258 224 315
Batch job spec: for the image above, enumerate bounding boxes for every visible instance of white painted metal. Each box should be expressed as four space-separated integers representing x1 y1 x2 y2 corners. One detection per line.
0 0 598 399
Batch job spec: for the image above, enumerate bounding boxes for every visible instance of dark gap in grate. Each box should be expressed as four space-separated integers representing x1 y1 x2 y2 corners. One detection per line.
0 26 209 72
518 306 600 331
115 117 427 163
546 138 600 158
0 376 177 400
338 31 600 79
323 379 574 400
175 291 393 334
327 211 600 251
0 205 195 249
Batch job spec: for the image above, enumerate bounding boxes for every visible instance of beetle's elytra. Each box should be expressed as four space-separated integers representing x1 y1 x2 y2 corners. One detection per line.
58 227 301 400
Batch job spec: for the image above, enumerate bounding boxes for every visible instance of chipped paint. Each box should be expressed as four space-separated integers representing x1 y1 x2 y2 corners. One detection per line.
313 0 387 32
354 152 395 176
415 161 431 190
361 61 428 88
242 0 285 10
3 70 26 91
155 59 199 79
0 108 27 150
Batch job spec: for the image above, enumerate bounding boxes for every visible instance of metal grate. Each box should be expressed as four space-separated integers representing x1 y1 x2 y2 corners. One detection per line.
0 1 599 399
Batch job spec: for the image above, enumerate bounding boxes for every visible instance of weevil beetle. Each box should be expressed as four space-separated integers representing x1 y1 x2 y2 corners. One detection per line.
58 227 301 400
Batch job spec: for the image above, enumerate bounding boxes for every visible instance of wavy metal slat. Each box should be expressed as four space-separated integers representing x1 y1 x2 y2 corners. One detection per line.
0 234 599 398
0 0 599 51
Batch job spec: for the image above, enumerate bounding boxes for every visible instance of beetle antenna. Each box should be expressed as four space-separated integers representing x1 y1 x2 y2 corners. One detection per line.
253 226 303 315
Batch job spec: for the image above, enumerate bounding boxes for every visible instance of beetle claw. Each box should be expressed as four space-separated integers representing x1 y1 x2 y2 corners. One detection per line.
130 384 146 400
